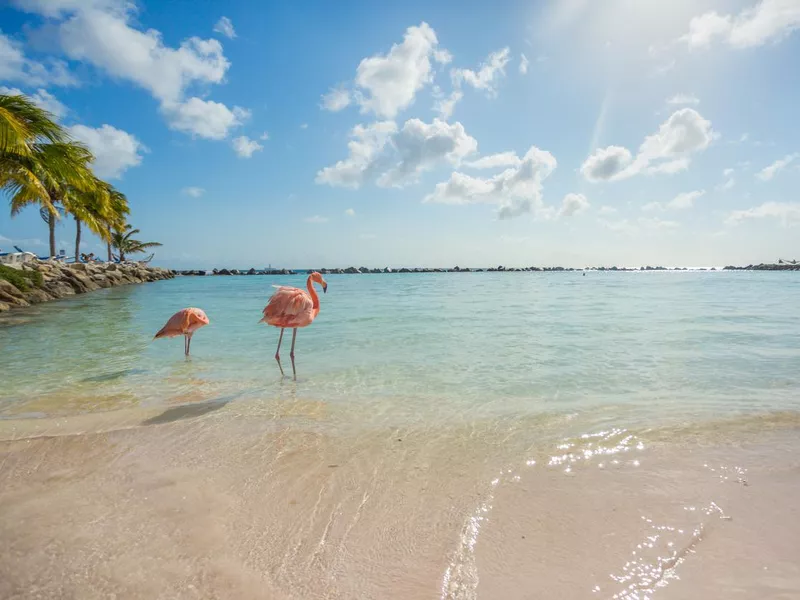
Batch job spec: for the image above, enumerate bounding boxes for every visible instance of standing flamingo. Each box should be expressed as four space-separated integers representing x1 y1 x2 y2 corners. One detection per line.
260 272 327 378
154 307 210 356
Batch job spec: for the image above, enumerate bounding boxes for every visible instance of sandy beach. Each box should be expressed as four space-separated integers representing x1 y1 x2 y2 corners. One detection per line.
2 401 799 600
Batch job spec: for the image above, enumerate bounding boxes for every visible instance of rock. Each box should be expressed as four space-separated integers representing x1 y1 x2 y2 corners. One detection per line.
67 263 88 272
0 301 10 312
383 267 392 273
44 281 75 299
247 268 257 275
344 266 359 274
27 288 52 303
0 280 29 306
217 269 231 275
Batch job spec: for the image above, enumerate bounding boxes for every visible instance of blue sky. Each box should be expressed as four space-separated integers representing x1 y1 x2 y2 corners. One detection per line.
1 0 799 268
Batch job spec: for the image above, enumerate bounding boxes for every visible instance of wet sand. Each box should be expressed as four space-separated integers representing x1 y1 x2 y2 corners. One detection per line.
1 403 799 599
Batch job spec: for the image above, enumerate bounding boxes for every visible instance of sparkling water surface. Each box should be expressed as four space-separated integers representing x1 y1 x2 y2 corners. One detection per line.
1 271 798 431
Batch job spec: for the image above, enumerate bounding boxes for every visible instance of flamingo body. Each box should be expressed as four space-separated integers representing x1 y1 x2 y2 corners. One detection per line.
154 307 209 355
260 272 327 378
261 286 318 328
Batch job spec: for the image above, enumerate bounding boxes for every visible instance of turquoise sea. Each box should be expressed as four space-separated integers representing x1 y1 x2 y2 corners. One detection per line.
1 271 798 430
2 272 800 600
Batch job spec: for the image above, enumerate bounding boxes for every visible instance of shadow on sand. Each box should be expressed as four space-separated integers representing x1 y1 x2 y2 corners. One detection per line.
140 393 244 426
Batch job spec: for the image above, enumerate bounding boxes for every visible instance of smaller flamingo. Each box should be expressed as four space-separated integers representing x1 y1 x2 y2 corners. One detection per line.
260 272 327 378
154 307 210 356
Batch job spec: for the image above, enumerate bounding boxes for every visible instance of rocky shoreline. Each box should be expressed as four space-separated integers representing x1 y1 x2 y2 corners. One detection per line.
176 262 800 277
0 259 175 313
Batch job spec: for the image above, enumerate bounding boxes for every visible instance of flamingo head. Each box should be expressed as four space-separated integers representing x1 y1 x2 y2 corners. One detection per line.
310 271 328 293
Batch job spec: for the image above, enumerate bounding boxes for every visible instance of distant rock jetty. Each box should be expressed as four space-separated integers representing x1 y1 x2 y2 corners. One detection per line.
0 259 175 313
176 262 800 276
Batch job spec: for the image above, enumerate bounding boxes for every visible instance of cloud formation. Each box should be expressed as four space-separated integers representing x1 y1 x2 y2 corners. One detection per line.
581 109 715 182
756 153 798 181
424 146 557 219
68 123 145 179
213 16 236 39
231 135 263 158
681 0 800 49
316 118 477 189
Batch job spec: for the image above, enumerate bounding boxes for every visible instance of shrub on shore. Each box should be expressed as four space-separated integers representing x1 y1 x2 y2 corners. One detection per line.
0 264 43 291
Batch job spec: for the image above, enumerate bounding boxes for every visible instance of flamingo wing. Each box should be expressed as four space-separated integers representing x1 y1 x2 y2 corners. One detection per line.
262 287 314 326
155 309 190 339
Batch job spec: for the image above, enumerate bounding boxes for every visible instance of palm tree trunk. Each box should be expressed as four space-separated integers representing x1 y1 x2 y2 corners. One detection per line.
107 241 113 262
49 215 56 258
74 216 82 262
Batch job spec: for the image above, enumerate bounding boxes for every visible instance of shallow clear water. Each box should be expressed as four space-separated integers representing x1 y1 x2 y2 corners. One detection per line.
1 271 798 431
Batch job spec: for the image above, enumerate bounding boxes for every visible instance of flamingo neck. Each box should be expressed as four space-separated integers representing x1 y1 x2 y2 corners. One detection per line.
307 276 320 309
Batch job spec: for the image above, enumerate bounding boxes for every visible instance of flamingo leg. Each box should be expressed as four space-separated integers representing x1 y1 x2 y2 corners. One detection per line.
289 328 298 380
186 333 193 356
275 328 285 376
184 334 189 356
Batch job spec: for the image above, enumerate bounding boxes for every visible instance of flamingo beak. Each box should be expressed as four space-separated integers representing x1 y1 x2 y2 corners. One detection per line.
322 282 328 294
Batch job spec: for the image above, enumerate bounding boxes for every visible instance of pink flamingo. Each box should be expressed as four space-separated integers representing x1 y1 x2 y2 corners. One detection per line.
260 272 327 378
154 307 210 356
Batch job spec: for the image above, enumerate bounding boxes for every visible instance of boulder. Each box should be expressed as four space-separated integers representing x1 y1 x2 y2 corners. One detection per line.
25 288 52 304
0 280 28 306
247 268 257 275
67 263 88 272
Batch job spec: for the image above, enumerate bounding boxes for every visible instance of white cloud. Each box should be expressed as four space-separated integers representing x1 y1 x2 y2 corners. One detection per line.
231 135 263 158
668 190 705 209
727 201 800 225
432 89 463 120
645 157 690 175
300 123 309 129
57 8 230 104
315 120 397 189
717 169 736 191
666 93 699 105
162 98 249 139
0 86 67 117
433 48 453 64
642 190 705 212
353 22 445 118
359 233 377 240
377 118 477 188
581 109 715 182
14 2 245 140
581 146 633 182
519 53 529 75
213 16 236 39
681 0 800 49
423 146 557 220
598 205 618 215
304 215 329 224
316 118 477 189
181 186 205 197
321 86 351 112
465 151 521 170
451 47 510 96
559 193 589 217
0 31 76 87
259 131 269 140
344 208 355 216
756 153 798 181
68 123 145 179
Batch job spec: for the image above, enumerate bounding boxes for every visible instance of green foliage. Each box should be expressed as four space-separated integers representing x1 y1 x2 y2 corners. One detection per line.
0 264 43 292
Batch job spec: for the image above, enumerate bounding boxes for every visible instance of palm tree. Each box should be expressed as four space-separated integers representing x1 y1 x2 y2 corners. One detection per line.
101 186 129 261
111 225 162 262
0 93 66 156
1 93 98 257
64 177 111 261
